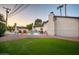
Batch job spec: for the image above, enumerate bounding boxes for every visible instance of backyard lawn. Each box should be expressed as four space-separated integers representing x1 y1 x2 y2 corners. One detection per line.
0 38 79 55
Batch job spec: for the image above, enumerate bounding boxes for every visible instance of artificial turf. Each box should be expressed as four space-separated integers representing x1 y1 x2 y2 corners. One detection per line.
0 38 79 55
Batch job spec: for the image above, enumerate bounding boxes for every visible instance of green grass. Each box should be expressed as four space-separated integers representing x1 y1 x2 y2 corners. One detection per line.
0 38 79 55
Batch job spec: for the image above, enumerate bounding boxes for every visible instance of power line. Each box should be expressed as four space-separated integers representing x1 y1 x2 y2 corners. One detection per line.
57 4 67 16
10 4 17 14
9 4 30 18
9 4 24 15
57 4 64 16
2 4 30 28
9 4 24 17
3 7 11 30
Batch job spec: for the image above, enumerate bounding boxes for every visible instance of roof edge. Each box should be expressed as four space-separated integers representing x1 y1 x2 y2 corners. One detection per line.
54 16 79 19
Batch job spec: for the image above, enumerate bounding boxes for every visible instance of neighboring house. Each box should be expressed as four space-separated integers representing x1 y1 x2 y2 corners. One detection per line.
17 26 28 33
43 12 79 38
33 26 43 32
43 21 48 32
32 22 43 32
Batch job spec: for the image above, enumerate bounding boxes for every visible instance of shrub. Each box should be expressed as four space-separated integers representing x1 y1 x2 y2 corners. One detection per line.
0 22 6 37
7 26 13 32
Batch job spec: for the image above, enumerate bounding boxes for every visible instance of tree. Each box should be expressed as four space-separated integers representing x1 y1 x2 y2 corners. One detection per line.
26 23 33 30
0 14 6 37
7 26 13 32
0 14 5 22
34 19 43 27
40 28 43 34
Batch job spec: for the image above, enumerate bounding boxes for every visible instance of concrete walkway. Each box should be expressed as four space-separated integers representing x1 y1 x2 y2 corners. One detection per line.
0 34 79 42
0 34 47 41
52 36 79 42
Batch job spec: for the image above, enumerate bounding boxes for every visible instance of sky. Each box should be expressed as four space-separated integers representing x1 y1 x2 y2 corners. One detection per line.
0 4 79 26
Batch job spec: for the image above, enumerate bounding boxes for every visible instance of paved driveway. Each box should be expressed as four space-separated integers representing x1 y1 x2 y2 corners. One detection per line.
0 34 79 42
0 34 48 41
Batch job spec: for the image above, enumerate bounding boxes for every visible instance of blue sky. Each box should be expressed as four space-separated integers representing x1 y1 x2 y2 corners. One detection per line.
0 4 79 26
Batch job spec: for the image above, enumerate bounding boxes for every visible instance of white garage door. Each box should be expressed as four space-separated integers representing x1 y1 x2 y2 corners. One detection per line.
55 17 79 37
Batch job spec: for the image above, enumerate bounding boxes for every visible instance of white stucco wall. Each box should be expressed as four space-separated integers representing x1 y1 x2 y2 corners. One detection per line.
43 23 48 32
55 17 79 38
43 12 79 38
45 13 55 35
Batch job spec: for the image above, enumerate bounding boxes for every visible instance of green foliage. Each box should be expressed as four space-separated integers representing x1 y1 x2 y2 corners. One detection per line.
0 14 5 22
0 22 6 36
7 26 13 32
26 23 33 30
34 19 43 27
0 38 79 55
40 28 43 34
0 14 6 36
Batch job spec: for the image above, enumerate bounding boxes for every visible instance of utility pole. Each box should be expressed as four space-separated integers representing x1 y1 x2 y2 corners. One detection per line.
3 7 11 30
57 5 64 16
60 8 62 16
64 4 67 16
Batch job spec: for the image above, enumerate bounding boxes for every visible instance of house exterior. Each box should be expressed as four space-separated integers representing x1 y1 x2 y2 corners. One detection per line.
33 26 43 31
43 12 79 38
17 26 28 33
32 21 43 32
